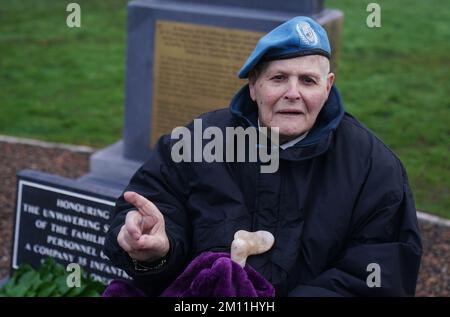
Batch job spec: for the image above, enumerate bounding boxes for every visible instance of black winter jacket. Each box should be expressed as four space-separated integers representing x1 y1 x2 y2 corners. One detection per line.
104 85 422 296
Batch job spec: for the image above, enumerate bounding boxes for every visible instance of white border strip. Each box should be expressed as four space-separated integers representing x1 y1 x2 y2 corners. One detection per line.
0 135 94 153
13 180 24 269
417 211 450 227
12 180 115 269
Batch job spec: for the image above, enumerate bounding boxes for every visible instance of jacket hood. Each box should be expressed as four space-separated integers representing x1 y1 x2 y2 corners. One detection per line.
229 84 345 159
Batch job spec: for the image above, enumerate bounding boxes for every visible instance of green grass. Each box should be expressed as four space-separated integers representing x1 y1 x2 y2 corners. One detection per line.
0 0 449 218
0 0 127 146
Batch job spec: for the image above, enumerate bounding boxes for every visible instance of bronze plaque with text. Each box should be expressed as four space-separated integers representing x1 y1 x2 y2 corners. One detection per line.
151 20 263 146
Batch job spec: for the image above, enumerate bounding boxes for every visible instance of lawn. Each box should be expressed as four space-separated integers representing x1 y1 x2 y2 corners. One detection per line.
0 0 127 146
0 0 448 218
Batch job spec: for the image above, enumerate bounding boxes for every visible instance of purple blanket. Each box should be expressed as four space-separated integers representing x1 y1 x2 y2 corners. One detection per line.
103 251 275 297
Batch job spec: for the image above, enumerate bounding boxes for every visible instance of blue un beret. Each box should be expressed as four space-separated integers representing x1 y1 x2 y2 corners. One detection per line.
238 16 331 79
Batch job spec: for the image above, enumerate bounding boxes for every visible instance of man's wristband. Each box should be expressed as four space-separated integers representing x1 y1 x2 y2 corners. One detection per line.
132 256 168 272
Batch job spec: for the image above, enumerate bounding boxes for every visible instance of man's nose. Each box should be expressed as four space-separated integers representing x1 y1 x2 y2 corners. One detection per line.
284 79 301 101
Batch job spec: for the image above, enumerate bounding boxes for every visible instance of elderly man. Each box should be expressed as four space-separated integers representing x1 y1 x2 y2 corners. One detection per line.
104 16 422 296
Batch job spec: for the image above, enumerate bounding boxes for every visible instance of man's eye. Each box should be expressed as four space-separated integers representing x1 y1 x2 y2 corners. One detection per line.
271 75 285 81
302 77 316 84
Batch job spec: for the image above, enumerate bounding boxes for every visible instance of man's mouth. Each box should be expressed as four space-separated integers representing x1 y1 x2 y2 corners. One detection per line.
276 109 304 116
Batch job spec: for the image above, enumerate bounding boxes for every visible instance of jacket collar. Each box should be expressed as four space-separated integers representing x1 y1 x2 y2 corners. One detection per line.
229 84 345 160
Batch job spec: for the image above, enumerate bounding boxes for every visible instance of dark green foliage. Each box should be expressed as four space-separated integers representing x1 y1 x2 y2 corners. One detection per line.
0 258 105 297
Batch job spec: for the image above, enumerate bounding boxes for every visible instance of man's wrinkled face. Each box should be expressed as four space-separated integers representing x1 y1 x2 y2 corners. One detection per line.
249 55 335 144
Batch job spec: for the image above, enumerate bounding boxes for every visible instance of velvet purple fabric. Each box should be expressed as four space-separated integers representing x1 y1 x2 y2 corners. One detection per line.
103 252 275 297
102 279 146 297
161 252 274 297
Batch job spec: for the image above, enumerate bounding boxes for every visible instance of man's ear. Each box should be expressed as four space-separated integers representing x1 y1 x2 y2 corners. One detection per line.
248 79 257 102
326 72 335 93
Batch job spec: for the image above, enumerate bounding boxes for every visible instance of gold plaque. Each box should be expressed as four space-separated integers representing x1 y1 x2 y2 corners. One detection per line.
151 20 263 146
